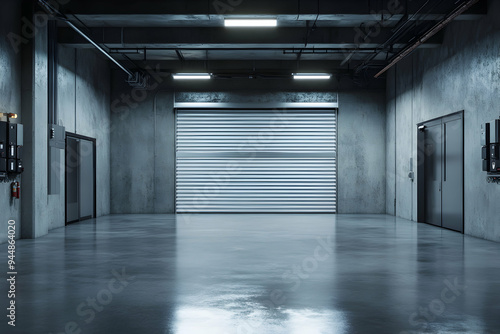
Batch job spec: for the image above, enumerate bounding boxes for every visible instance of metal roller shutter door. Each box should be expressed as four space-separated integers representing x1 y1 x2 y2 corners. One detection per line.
175 109 337 213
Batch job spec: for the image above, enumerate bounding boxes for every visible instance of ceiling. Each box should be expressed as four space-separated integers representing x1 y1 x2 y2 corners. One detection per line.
50 0 487 79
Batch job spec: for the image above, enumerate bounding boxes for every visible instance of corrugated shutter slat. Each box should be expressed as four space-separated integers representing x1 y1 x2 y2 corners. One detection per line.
176 109 337 213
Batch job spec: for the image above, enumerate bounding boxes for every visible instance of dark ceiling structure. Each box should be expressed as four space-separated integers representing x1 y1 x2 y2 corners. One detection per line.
42 0 487 84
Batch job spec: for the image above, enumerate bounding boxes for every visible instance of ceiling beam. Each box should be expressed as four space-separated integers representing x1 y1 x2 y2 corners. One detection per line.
108 59 387 73
58 13 486 29
58 27 443 49
108 49 391 62
57 0 486 18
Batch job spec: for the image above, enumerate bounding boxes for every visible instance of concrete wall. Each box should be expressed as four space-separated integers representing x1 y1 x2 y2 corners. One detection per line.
339 90 386 213
42 46 111 232
0 0 22 243
110 77 386 214
58 47 112 219
386 0 500 241
21 11 50 239
21 41 110 240
0 3 110 243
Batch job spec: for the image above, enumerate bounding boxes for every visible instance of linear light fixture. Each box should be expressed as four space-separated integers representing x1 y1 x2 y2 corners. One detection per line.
172 73 212 80
224 19 277 27
293 73 332 80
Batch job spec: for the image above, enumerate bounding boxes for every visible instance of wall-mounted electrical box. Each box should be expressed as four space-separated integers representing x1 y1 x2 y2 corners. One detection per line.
483 118 500 183
0 121 24 178
0 122 6 158
48 124 65 194
481 123 490 172
481 123 490 146
49 124 65 149
490 120 500 144
0 121 7 175
489 119 500 173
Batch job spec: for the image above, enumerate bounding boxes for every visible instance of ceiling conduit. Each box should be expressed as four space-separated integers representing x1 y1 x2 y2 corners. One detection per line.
38 0 149 89
374 0 481 78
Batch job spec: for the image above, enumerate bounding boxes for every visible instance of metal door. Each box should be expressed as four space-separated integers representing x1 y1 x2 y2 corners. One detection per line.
175 109 337 213
423 121 443 227
66 134 96 224
79 139 95 219
442 116 464 232
66 137 80 223
418 112 464 233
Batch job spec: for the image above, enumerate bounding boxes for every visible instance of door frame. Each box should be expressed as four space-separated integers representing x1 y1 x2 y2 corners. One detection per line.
65 132 97 225
417 110 464 233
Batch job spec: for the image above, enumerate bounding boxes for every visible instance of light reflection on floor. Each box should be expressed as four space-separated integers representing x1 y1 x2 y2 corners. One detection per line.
174 307 347 334
4 214 500 333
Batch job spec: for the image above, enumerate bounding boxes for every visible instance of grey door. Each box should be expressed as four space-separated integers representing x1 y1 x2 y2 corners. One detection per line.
66 137 80 223
79 139 95 219
66 135 96 224
423 121 443 227
442 116 464 232
419 112 464 233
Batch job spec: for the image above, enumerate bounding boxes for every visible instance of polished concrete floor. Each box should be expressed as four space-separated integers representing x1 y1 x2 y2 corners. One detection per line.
2 214 500 334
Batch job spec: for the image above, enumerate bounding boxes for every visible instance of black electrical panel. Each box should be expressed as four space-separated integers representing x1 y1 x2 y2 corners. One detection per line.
7 159 16 173
482 123 491 172
16 160 23 173
481 123 490 146
490 120 500 144
0 122 6 173
8 123 16 159
0 122 6 158
491 144 499 159
0 121 24 178
484 119 500 178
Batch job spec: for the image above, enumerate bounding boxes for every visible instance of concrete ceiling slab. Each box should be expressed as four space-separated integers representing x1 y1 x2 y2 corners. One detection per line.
50 0 486 74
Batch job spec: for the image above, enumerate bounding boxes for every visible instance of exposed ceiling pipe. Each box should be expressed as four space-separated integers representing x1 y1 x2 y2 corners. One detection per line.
38 0 148 88
108 47 381 53
175 50 185 62
345 1 429 69
284 48 378 54
63 20 134 77
355 0 440 73
374 0 481 78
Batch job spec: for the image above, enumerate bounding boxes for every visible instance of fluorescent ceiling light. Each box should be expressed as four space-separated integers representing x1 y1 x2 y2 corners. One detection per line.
224 19 277 27
173 73 211 80
293 73 332 80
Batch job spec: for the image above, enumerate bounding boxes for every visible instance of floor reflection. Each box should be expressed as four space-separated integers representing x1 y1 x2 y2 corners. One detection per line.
174 306 347 334
3 214 500 334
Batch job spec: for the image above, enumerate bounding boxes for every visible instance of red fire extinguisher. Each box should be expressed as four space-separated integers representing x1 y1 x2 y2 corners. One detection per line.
16 181 20 199
11 182 18 199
